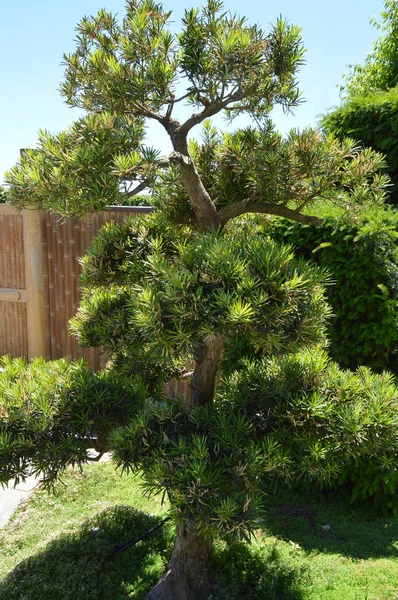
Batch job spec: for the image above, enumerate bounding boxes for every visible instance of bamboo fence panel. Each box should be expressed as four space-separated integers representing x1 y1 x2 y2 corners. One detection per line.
40 207 154 371
0 204 190 400
0 205 28 357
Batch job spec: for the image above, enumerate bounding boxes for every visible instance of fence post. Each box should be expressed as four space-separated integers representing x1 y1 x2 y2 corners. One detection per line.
23 209 47 359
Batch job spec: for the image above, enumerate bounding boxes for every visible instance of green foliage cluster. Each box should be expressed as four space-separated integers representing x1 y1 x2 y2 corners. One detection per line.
341 0 398 97
323 88 398 203
152 121 389 226
110 345 398 545
7 113 149 216
219 349 398 513
112 403 274 540
0 187 9 203
266 210 398 373
72 213 330 371
0 356 147 488
60 0 304 119
6 4 388 222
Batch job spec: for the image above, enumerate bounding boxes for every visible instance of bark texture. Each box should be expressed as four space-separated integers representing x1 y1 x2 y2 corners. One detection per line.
168 128 219 231
144 525 212 600
190 335 225 406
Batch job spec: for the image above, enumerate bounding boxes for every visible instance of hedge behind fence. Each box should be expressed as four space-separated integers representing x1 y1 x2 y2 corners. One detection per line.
267 210 398 374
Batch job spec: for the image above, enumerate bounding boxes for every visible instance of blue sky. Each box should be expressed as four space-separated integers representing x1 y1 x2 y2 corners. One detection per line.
0 0 385 182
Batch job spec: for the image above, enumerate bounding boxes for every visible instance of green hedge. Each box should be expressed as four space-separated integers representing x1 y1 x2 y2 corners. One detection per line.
267 211 398 374
323 88 398 204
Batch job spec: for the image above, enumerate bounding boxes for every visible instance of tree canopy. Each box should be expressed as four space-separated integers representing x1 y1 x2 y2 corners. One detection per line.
7 1 388 225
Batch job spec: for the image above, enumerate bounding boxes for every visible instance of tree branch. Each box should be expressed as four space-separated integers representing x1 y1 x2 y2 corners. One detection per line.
131 103 167 126
172 91 193 104
177 92 245 135
124 180 150 197
218 200 324 227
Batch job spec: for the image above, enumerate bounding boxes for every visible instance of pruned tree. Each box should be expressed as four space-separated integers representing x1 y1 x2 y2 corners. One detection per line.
2 2 391 598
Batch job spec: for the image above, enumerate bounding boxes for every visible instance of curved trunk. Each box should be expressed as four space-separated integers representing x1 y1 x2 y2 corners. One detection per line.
169 129 219 232
190 334 225 406
144 524 212 600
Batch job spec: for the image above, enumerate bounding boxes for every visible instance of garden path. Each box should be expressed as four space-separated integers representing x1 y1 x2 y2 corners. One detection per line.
0 475 40 528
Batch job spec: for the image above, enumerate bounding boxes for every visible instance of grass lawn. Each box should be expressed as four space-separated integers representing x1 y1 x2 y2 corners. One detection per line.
0 461 397 600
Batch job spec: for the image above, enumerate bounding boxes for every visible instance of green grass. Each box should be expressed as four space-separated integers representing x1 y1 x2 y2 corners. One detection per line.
0 462 398 599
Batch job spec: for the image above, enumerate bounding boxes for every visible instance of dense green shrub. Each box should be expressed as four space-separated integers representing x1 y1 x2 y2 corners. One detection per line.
266 211 398 373
323 89 398 203
219 348 398 513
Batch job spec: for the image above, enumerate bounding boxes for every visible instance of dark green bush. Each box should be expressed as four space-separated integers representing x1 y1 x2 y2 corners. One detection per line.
323 88 398 203
266 211 398 373
219 348 398 514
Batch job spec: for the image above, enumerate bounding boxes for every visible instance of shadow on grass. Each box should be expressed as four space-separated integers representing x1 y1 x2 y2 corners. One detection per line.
210 541 308 600
0 506 173 600
0 505 309 600
260 488 398 560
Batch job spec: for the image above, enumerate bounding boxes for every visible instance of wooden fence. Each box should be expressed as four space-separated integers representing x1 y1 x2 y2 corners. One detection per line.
0 204 189 399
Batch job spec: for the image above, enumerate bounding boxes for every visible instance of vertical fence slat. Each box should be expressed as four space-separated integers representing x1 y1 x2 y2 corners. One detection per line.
23 209 46 359
40 211 51 358
0 206 28 358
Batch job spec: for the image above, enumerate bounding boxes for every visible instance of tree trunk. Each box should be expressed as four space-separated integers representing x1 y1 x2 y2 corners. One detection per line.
144 524 212 600
168 129 219 231
145 337 223 599
190 334 225 406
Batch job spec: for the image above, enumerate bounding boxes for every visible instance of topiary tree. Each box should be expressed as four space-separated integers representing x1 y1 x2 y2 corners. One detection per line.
2 2 392 598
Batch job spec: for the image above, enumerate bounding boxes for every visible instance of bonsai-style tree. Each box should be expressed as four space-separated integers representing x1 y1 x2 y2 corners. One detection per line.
2 2 390 598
